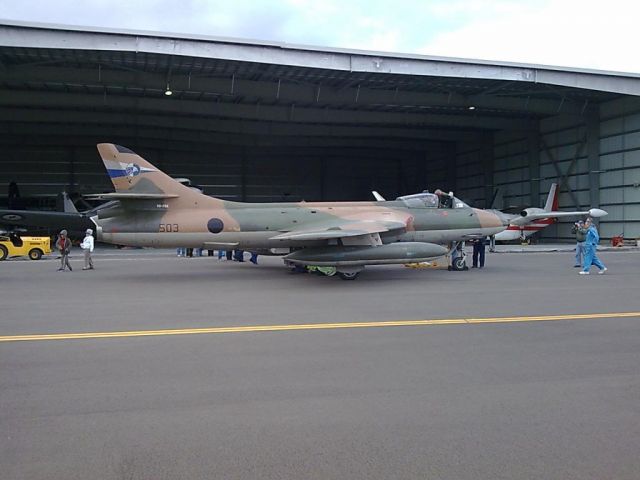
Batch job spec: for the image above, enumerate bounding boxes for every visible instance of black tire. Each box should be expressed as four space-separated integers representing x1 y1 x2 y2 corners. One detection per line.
338 271 360 280
28 248 43 260
453 257 466 271
0 245 7 261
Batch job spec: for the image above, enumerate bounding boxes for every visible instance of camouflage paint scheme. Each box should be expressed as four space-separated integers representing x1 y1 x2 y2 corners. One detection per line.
92 144 506 274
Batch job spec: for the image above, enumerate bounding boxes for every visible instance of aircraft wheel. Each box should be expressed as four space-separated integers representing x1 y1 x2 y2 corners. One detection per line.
452 257 466 271
338 271 360 280
29 248 43 260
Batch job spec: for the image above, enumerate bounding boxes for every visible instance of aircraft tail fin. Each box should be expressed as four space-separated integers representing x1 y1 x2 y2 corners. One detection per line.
61 192 78 213
96 144 218 204
544 183 559 212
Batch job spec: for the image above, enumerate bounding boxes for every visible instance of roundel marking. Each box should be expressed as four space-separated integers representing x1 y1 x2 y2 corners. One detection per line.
207 218 224 234
2 214 24 221
125 163 141 178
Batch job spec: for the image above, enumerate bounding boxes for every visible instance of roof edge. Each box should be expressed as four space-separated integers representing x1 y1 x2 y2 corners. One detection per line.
1 18 639 79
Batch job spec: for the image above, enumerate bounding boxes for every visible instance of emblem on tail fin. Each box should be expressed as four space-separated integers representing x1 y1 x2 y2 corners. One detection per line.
105 161 156 182
125 163 141 179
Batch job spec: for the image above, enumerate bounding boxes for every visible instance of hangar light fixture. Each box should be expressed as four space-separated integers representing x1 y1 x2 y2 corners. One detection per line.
165 82 173 96
468 106 476 110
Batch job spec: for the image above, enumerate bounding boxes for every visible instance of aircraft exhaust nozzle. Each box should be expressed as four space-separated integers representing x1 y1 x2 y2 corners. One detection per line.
520 208 538 218
588 208 607 218
283 242 448 267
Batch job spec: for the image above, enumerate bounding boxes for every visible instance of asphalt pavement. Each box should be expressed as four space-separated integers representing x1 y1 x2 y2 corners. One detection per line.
1 247 639 479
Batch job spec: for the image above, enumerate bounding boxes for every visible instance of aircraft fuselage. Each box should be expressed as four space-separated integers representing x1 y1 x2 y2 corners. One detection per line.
95 199 504 251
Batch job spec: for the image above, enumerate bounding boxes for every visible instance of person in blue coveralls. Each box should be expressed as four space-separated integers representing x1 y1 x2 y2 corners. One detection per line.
579 218 607 275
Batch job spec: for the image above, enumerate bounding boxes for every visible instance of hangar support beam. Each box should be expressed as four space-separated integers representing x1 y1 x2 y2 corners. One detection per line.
542 135 586 211
528 126 540 207
586 108 601 210
0 66 589 116
0 90 535 130
0 108 481 142
1 123 454 152
0 135 450 162
445 143 457 193
482 133 494 209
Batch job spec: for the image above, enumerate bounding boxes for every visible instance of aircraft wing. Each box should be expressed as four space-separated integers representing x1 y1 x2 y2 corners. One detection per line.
269 219 407 242
84 193 179 200
510 208 607 226
0 209 92 232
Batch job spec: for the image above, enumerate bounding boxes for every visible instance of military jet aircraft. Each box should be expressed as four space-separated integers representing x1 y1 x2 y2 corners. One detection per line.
0 192 105 236
0 180 204 238
90 143 506 279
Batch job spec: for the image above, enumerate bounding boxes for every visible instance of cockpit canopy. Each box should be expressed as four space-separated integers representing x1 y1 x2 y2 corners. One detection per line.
397 191 469 209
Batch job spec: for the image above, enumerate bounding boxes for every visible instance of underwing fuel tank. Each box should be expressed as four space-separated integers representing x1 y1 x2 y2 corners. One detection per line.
283 242 448 267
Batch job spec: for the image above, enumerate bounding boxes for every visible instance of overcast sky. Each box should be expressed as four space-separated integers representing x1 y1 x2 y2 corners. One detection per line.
3 0 639 73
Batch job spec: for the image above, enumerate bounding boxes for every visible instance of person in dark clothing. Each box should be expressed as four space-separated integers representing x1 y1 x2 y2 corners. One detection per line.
571 220 587 267
472 237 486 268
55 229 73 271
434 189 453 208
8 181 21 209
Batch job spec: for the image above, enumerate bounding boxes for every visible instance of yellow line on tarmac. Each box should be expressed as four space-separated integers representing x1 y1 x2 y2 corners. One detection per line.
1 312 639 343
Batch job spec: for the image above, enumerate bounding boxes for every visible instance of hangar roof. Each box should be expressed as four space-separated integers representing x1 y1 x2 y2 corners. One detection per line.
1 19 639 149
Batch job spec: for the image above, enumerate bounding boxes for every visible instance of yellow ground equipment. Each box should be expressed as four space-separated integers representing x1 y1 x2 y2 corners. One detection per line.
0 235 52 261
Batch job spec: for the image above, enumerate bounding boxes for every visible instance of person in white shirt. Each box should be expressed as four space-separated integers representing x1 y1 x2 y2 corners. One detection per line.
81 228 95 270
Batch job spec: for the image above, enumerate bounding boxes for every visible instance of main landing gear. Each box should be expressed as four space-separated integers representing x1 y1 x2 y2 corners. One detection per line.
337 271 360 280
288 263 364 280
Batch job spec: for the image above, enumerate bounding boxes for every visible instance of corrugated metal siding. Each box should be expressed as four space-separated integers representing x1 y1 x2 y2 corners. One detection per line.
1 143 438 206
0 146 113 209
493 131 530 210
537 118 588 240
599 97 640 239
454 143 484 206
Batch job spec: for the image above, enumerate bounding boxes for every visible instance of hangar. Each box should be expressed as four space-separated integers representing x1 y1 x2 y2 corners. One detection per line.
1 20 639 240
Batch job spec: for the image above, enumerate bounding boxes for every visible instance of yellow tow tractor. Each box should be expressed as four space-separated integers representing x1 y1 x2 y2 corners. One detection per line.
0 234 52 261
